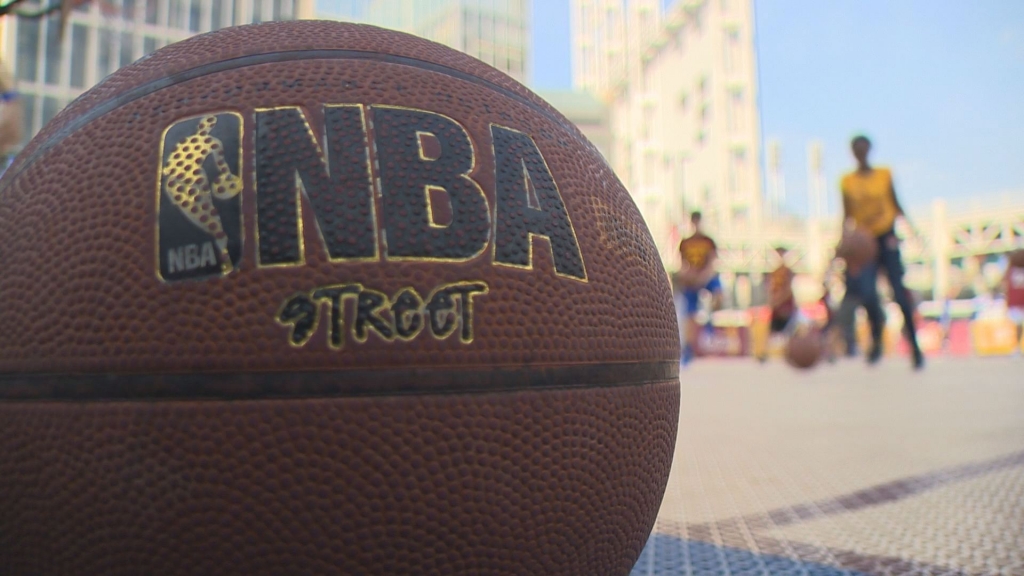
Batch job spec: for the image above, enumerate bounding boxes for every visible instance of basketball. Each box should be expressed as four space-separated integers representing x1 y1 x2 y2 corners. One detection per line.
836 226 878 275
1009 248 1024 268
0 21 679 575
785 328 823 369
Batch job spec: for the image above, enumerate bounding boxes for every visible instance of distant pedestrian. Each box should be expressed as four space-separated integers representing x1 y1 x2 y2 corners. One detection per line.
757 246 797 362
1003 250 1024 351
0 60 22 176
675 211 723 365
840 135 923 369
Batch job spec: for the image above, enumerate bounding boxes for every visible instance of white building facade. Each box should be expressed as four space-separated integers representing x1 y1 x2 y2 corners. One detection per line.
570 0 659 101
318 0 529 83
2 0 314 145
573 0 763 274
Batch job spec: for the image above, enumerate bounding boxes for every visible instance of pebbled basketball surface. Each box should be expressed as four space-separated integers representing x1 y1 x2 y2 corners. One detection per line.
0 21 679 575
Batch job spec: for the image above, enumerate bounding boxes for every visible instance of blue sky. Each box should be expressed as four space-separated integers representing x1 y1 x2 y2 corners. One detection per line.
532 0 1024 216
318 1 1024 216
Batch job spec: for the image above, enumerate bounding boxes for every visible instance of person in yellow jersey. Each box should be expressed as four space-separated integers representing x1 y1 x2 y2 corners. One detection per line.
675 211 723 365
841 135 924 369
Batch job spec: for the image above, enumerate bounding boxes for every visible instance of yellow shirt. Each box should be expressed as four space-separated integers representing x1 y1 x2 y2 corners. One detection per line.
841 167 898 237
678 233 716 271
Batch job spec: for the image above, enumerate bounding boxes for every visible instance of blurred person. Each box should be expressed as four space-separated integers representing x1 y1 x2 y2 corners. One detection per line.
756 246 797 362
1003 251 1024 350
938 285 953 352
828 253 861 357
675 211 723 365
819 259 842 363
0 59 22 175
835 289 861 357
841 135 924 369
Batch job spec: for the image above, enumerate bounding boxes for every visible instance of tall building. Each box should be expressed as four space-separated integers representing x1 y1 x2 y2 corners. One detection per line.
570 0 660 101
574 0 763 275
2 0 315 145
317 0 529 83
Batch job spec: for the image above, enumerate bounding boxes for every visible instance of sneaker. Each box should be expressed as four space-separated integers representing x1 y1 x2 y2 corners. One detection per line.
867 342 882 365
912 347 925 370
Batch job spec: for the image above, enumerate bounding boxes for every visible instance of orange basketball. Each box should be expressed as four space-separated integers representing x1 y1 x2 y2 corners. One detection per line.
785 328 823 370
0 22 679 575
837 227 878 275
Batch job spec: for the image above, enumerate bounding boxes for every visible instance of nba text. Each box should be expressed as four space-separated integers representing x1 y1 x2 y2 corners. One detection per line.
157 105 587 283
166 242 219 273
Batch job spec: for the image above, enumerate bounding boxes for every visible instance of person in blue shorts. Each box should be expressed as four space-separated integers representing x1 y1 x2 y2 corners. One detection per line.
675 211 723 365
0 61 22 177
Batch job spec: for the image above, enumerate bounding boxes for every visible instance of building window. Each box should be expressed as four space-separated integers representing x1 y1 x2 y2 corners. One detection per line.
122 0 137 21
730 148 746 194
43 19 62 85
274 0 294 20
20 95 37 145
70 24 89 88
169 0 186 28
189 0 202 31
730 89 744 131
41 96 62 129
120 32 135 67
723 34 732 72
211 0 225 29
16 19 41 83
145 0 159 25
98 28 115 80
143 36 157 56
724 29 740 73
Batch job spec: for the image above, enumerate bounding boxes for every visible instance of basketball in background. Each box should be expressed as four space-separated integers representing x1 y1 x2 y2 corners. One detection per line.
837 226 878 275
0 21 679 576
785 327 824 370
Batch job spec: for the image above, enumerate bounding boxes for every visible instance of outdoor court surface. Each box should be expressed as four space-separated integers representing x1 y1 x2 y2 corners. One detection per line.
631 356 1024 576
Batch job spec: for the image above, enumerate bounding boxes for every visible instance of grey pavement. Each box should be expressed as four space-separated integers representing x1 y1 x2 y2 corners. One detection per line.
633 356 1024 576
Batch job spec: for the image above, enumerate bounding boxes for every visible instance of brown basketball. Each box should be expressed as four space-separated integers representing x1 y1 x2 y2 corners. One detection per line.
1009 248 1024 268
785 328 823 370
836 226 878 275
0 22 679 576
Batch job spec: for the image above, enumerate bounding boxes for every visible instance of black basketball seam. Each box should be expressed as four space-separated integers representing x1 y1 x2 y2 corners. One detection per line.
1 49 577 187
0 361 679 401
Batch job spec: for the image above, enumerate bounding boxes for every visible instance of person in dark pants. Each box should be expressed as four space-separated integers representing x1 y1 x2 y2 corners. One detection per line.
675 211 723 365
836 288 861 357
841 135 924 369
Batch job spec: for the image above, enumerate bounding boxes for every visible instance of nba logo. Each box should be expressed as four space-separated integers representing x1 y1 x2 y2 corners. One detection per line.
156 112 243 282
